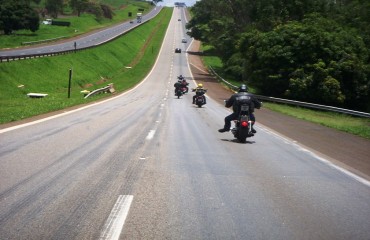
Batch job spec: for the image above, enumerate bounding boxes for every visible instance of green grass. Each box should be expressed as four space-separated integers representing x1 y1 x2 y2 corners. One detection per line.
200 44 370 139
0 7 172 124
263 102 370 139
0 1 153 49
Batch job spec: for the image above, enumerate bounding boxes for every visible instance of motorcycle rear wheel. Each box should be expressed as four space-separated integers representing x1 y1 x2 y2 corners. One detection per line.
237 128 249 143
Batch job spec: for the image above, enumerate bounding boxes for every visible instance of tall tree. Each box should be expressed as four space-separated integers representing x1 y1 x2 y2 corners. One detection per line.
45 0 63 18
0 0 39 35
100 4 114 20
70 0 88 17
187 0 370 111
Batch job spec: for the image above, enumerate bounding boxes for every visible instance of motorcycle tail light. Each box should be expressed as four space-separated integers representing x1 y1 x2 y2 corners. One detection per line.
241 121 248 127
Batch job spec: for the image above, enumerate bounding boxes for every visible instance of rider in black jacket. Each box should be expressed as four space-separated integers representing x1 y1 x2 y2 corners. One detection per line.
218 84 261 133
174 81 182 95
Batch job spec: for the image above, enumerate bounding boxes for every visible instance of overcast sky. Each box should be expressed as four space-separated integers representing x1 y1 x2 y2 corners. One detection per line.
157 0 199 7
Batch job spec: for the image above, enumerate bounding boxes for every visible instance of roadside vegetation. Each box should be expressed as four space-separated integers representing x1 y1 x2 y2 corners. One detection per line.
187 0 370 113
263 102 370 140
1 2 368 140
0 0 154 49
0 7 171 124
200 44 370 140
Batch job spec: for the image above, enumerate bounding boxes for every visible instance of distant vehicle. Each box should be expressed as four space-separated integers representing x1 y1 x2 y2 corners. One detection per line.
182 38 187 43
42 19 52 25
175 48 182 53
137 12 142 23
178 19 181 21
130 20 134 23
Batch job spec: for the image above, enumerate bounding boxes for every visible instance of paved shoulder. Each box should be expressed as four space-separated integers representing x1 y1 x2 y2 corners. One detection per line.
187 40 370 181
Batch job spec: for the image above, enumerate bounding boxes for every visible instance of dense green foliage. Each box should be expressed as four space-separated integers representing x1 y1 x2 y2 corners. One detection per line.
45 0 64 18
187 0 370 112
0 0 120 34
0 0 40 34
0 1 152 49
70 0 89 17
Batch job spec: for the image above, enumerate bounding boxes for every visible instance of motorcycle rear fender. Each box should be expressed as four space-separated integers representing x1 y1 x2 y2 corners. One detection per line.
196 96 205 102
240 115 249 122
239 116 249 128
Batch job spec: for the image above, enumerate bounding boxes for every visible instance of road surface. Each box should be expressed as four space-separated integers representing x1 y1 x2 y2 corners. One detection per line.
1 7 370 240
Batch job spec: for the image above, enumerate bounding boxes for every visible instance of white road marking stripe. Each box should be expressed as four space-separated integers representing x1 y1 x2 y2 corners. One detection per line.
146 130 156 140
99 195 133 240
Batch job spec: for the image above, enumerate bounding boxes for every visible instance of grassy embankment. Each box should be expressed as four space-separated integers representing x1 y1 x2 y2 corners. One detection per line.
0 0 153 49
0 7 172 124
200 45 370 140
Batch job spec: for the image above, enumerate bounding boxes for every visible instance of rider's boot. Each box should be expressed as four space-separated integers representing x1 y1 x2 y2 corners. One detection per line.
251 122 257 133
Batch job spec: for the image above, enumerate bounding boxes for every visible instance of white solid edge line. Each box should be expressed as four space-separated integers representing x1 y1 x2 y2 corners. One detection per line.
258 123 370 188
0 8 175 135
99 195 134 240
186 32 370 188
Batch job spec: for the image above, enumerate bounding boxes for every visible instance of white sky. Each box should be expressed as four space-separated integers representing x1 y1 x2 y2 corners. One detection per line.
157 0 199 7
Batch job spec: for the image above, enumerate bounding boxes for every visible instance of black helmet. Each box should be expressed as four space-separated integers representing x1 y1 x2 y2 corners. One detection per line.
239 84 248 92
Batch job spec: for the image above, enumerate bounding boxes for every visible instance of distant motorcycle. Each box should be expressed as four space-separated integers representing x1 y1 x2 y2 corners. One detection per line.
193 89 207 107
175 87 183 98
177 76 189 93
231 104 254 143
180 82 189 94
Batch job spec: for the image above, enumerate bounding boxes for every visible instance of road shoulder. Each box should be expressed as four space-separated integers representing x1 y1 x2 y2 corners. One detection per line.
187 39 370 181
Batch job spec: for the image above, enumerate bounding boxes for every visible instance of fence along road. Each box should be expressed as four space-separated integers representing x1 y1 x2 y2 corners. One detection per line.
0 6 163 62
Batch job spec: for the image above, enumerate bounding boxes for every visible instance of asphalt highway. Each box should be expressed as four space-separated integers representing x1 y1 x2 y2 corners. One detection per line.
0 7 162 58
0 7 369 240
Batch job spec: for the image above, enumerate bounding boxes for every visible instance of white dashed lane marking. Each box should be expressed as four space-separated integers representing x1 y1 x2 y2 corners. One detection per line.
99 195 134 240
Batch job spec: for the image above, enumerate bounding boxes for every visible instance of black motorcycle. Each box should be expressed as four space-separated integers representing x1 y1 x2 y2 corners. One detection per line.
231 104 254 143
175 87 183 98
193 89 207 107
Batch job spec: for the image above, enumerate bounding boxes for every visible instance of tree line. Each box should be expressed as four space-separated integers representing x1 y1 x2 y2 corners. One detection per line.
0 0 115 35
186 0 370 112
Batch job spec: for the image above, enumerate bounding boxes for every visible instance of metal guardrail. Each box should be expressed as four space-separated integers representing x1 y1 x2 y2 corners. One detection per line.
0 8 161 63
0 49 82 62
21 36 67 45
208 66 370 118
0 21 140 63
0 17 147 63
